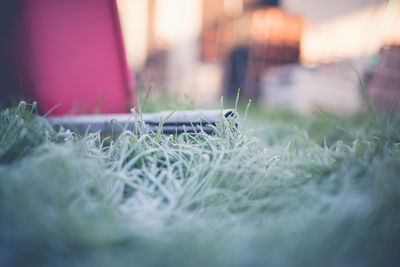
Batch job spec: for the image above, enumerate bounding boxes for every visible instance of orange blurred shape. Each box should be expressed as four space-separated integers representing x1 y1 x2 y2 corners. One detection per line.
251 8 304 46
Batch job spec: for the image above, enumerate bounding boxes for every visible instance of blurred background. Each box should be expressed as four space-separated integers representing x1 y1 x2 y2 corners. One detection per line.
1 0 400 114
117 0 400 113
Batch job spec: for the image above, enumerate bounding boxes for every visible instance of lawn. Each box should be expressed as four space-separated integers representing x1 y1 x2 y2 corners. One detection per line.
1 101 399 267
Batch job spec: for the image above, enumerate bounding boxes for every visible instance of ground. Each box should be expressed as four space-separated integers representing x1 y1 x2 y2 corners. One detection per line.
0 101 399 267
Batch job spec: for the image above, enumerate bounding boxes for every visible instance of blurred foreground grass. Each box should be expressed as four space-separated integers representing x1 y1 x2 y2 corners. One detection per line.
1 101 399 267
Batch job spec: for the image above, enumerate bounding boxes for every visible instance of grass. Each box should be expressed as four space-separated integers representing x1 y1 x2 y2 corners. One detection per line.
1 101 400 267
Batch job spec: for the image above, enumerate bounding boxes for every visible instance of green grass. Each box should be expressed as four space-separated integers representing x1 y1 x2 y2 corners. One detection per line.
1 101 400 267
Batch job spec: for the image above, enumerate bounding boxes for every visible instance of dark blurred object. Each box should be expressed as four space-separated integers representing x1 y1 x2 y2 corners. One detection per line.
0 1 21 37
245 0 280 9
48 109 235 135
0 0 23 107
224 46 250 99
259 0 279 6
368 45 400 112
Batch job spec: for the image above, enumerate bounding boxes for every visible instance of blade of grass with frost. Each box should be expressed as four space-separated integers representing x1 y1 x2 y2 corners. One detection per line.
351 64 377 120
156 110 175 143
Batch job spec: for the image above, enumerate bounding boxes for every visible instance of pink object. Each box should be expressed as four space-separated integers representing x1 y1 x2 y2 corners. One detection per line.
16 0 136 115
